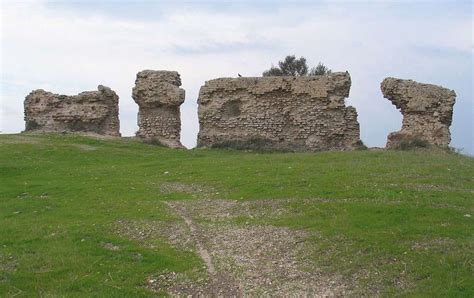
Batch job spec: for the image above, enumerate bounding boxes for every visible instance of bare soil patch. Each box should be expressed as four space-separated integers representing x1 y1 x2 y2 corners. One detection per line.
170 198 291 222
411 237 456 252
112 198 416 295
102 242 121 251
205 223 345 296
113 219 190 250
407 183 474 194
152 199 347 296
0 253 17 273
159 182 216 197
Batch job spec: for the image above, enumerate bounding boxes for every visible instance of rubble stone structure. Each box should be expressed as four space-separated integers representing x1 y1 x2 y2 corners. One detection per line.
24 85 120 136
132 70 185 148
197 72 361 151
381 78 456 148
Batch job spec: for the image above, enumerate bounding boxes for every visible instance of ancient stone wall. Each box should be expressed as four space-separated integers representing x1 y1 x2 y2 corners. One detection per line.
381 78 456 148
197 72 361 151
24 85 120 136
132 70 185 148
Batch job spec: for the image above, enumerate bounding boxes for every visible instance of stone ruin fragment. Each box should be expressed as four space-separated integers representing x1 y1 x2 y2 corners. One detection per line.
132 70 185 148
381 78 456 148
197 72 361 151
24 85 120 136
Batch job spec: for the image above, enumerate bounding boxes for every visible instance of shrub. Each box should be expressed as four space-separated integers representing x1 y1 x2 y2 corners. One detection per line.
396 138 430 150
25 120 40 131
263 55 331 77
355 140 368 150
143 138 165 147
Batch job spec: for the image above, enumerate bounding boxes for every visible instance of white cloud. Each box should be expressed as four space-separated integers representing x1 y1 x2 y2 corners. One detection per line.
1 0 472 152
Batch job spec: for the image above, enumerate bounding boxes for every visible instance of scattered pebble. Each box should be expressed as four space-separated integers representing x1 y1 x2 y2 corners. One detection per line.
151 199 346 296
103 242 120 251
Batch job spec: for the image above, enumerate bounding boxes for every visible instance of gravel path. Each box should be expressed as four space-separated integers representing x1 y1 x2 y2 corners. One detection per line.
151 199 347 296
164 201 216 274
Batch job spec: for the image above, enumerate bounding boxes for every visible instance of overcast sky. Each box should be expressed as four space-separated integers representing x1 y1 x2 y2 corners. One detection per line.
1 0 473 154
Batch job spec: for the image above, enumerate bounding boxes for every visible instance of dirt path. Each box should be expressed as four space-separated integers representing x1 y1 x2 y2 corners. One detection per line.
164 201 215 274
157 201 242 296
152 199 347 296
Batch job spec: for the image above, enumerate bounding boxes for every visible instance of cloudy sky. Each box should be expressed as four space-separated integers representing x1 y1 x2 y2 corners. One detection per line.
1 0 473 153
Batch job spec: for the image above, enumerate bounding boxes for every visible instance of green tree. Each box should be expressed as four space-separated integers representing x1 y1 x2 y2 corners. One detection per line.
262 55 331 77
309 62 332 76
262 65 283 76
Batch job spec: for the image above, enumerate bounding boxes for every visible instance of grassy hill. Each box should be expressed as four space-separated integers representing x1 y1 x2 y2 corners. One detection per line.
1 134 473 296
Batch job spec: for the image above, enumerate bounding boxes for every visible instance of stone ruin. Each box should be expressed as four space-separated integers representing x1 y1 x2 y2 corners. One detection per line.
381 78 456 148
23 70 458 152
132 70 185 148
24 85 120 136
197 72 361 151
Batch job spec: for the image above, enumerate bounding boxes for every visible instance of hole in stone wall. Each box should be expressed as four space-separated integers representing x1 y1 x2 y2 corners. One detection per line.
222 100 242 118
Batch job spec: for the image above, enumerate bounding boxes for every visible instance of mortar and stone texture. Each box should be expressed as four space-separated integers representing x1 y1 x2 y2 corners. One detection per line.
24 85 120 136
197 72 361 151
132 70 185 148
381 78 456 148
23 71 458 151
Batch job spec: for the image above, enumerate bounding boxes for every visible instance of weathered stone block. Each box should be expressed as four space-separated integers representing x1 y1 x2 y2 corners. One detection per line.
381 78 456 148
197 72 361 151
24 85 120 136
132 70 185 148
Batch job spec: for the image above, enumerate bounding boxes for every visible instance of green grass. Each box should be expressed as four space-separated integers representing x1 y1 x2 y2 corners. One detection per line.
1 133 473 296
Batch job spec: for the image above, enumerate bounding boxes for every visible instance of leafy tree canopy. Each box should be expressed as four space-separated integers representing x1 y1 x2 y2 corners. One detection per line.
263 55 331 77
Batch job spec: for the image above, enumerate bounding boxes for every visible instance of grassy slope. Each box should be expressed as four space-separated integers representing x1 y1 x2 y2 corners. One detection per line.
0 134 473 296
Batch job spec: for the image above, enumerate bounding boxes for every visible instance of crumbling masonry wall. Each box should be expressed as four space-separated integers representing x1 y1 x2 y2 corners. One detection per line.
197 72 361 151
381 78 456 148
133 70 185 148
24 85 120 136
